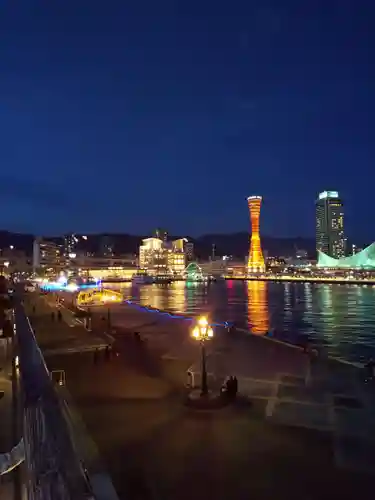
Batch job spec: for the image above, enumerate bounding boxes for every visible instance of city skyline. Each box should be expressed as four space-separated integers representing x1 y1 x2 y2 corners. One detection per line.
0 3 374 240
0 188 370 250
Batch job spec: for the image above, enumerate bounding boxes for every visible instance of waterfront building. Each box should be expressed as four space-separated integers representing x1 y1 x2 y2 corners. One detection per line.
64 233 78 258
317 242 375 269
33 238 64 275
168 239 186 274
139 236 187 275
139 238 167 274
185 242 194 262
316 191 345 258
66 253 137 281
247 196 265 273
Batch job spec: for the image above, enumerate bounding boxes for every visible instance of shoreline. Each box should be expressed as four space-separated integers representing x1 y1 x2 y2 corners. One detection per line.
113 300 365 371
102 277 375 285
67 287 367 372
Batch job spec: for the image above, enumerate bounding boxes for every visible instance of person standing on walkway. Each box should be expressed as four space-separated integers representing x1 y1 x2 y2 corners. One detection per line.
232 376 238 399
57 309 62 322
105 345 111 361
365 358 375 380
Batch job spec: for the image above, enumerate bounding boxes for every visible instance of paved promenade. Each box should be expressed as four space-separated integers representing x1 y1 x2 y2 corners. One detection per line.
99 302 375 470
35 296 374 499
24 292 109 355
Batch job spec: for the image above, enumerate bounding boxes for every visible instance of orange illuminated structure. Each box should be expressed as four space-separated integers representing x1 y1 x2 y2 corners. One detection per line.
247 196 265 273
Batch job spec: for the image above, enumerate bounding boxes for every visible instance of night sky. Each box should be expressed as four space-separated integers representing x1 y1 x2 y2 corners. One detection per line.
0 1 374 241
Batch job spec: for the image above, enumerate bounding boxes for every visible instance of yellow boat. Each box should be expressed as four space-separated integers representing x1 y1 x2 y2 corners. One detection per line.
76 287 123 306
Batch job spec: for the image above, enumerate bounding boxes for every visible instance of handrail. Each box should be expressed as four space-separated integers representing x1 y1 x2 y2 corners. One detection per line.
14 300 95 500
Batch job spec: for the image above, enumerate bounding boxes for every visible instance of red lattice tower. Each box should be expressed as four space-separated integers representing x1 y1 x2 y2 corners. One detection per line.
247 196 265 273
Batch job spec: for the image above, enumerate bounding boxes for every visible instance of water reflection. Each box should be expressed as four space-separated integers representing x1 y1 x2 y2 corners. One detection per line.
103 280 375 362
167 281 186 313
303 283 312 314
139 284 168 310
246 281 269 334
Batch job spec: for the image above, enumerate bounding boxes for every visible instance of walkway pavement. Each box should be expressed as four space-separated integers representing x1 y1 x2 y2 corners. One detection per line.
92 302 375 474
24 292 109 356
45 341 374 500
32 299 373 499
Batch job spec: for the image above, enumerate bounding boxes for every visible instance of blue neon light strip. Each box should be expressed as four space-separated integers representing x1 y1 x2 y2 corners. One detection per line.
123 299 229 328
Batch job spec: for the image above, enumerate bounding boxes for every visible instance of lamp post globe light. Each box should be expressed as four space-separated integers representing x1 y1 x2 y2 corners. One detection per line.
191 316 214 397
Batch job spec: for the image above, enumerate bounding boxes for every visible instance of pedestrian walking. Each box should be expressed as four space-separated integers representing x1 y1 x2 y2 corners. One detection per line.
57 309 62 322
365 358 375 381
232 376 238 398
105 345 110 360
134 332 141 342
51 311 55 321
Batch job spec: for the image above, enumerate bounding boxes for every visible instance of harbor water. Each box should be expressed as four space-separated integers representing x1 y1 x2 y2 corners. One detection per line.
105 280 375 363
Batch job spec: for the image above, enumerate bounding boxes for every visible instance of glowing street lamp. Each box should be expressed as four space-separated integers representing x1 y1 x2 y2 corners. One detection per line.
191 315 214 396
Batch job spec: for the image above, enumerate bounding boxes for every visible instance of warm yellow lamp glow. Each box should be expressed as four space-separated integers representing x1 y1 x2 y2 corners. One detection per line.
192 326 200 338
198 316 208 327
191 316 214 340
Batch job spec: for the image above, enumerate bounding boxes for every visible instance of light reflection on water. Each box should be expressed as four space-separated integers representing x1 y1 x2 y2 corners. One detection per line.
247 281 269 334
106 280 375 362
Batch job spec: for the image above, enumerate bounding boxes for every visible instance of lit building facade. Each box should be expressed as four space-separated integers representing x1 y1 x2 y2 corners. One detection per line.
247 196 265 273
64 234 78 258
316 191 345 258
139 237 187 275
139 238 167 274
33 238 64 275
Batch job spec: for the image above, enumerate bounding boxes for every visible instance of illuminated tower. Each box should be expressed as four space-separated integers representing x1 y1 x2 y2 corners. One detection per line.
247 196 265 273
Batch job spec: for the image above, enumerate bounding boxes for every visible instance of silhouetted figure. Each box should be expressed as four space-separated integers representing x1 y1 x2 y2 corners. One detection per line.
105 345 111 360
222 376 238 402
57 310 62 322
365 358 375 380
32 305 36 314
232 376 238 399
134 331 141 342
221 377 229 397
51 312 55 321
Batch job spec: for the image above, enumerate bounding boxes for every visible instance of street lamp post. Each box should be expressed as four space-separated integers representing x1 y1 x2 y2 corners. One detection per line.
191 316 214 397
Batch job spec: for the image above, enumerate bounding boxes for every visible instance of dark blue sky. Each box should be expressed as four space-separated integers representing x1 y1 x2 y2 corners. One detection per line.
0 1 374 240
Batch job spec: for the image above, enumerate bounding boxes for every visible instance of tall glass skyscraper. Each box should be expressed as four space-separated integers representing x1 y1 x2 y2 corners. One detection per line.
316 191 345 258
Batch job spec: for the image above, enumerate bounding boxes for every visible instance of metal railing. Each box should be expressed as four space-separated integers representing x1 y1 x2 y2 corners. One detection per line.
14 301 95 500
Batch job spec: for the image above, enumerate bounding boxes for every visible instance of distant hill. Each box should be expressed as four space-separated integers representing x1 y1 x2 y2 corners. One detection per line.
0 229 316 258
193 233 316 259
0 231 34 254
